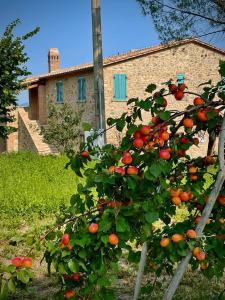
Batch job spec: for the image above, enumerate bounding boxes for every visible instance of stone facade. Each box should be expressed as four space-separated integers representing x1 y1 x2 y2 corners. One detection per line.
2 39 225 155
103 42 225 156
18 110 38 152
45 73 96 129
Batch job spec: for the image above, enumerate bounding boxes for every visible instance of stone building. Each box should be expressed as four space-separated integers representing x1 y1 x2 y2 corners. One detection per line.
1 38 225 154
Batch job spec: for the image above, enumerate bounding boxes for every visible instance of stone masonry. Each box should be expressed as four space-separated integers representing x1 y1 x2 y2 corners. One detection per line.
2 39 225 155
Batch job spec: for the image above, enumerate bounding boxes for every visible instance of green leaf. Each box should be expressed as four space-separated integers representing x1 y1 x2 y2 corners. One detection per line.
82 122 92 131
144 212 159 223
126 176 137 189
97 277 110 286
127 97 138 105
219 60 225 77
78 261 87 271
58 263 67 274
116 216 129 232
107 118 116 126
145 84 157 93
101 235 109 245
116 118 126 132
78 249 86 259
7 279 16 293
158 111 171 121
68 259 78 273
148 164 162 178
17 270 30 284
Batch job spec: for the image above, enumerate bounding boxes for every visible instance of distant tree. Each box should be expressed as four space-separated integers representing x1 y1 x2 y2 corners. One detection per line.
136 0 225 43
0 19 39 138
41 103 84 155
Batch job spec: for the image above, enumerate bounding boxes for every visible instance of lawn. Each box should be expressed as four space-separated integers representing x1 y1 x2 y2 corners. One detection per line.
0 152 224 299
0 152 79 240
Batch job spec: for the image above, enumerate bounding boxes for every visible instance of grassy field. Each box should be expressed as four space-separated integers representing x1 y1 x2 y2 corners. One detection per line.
0 152 79 240
0 152 224 299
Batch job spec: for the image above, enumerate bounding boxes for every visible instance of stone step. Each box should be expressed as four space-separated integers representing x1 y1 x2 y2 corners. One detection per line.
18 108 59 155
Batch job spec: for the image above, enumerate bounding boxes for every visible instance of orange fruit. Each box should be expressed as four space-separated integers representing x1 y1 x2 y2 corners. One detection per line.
204 156 216 165
108 166 116 174
88 223 99 234
64 290 75 299
190 174 198 181
171 234 183 243
193 97 204 106
170 188 182 197
217 195 225 206
171 196 181 206
180 192 190 202
160 237 170 247
108 233 119 246
193 247 201 257
186 229 197 239
196 251 206 261
183 118 194 128
197 110 207 122
188 166 198 174
160 131 170 141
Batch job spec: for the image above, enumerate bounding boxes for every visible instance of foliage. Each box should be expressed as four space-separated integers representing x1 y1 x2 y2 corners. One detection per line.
0 19 39 138
38 62 225 299
136 0 225 42
0 259 33 300
41 103 84 155
0 152 79 236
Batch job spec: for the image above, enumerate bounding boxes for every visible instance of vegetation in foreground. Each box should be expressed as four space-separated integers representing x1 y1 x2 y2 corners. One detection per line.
0 152 79 240
0 152 224 299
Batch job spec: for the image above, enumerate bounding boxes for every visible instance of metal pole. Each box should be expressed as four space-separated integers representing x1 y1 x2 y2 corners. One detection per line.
91 0 106 143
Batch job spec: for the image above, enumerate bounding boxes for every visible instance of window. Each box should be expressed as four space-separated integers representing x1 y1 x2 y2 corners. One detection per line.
176 73 185 85
113 74 127 100
78 77 86 102
56 81 63 103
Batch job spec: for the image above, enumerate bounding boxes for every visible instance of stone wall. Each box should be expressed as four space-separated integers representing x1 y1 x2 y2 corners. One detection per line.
45 72 96 129
6 109 18 152
18 111 38 152
103 42 225 156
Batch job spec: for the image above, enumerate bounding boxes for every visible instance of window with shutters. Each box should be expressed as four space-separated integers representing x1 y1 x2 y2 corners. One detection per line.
176 73 185 85
78 77 86 102
113 74 127 100
56 81 63 103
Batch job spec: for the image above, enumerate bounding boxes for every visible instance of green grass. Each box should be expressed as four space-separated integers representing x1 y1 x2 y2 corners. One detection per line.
0 152 80 239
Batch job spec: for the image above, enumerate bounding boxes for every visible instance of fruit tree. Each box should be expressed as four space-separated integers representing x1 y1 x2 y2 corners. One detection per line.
42 62 225 300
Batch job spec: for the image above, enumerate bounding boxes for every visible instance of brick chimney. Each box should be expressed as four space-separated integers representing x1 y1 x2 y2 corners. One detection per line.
48 48 60 72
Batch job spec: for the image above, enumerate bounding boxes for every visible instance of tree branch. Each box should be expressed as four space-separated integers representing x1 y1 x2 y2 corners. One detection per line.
133 242 148 300
152 0 225 25
162 113 225 300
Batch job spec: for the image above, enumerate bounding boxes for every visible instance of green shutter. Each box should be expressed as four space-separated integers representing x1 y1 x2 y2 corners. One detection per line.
114 74 127 100
78 77 86 102
56 81 63 103
176 73 185 85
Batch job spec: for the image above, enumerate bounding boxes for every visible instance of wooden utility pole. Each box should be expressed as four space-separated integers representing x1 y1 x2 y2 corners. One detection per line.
91 0 106 143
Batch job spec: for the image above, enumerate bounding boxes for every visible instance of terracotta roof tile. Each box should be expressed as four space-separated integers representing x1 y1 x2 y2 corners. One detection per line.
24 38 225 85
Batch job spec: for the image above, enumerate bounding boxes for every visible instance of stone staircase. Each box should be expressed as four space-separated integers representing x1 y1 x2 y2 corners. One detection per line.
18 107 58 155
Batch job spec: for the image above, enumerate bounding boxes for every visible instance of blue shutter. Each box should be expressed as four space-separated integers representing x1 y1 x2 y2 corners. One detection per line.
114 74 127 100
56 81 63 103
78 77 86 102
176 73 185 85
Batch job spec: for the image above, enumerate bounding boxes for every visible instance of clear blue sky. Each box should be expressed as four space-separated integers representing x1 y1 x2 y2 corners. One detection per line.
1 0 225 105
